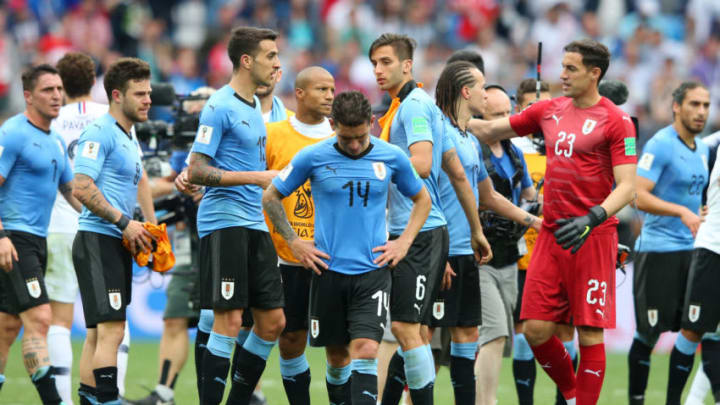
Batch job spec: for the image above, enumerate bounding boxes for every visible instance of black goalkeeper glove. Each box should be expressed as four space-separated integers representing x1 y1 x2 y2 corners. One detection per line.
553 206 607 254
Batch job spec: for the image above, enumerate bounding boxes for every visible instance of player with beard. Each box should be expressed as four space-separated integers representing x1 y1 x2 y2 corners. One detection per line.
0 64 79 404
186 26 284 405
469 39 637 405
193 67 293 405
45 52 133 405
256 68 293 123
628 82 710 405
71 57 156 405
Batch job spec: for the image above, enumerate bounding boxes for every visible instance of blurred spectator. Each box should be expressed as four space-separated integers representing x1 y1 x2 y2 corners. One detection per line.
0 0 717 138
169 47 206 95
63 0 112 54
529 1 580 80
172 0 207 49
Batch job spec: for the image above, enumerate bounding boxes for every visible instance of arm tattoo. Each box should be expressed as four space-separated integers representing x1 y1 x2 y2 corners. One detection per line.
445 150 458 165
523 215 533 225
73 174 118 223
189 153 224 186
264 197 298 243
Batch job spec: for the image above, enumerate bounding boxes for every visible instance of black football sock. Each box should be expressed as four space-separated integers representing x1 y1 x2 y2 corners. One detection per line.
628 337 653 404
78 383 96 405
280 354 311 405
201 332 233 405
513 359 536 405
449 341 477 405
194 329 210 394
93 366 118 404
227 332 274 404
31 366 62 404
326 363 352 405
666 335 699 405
352 371 378 404
381 350 406 405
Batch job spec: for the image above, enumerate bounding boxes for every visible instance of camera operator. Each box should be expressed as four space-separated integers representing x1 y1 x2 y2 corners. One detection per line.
125 86 213 405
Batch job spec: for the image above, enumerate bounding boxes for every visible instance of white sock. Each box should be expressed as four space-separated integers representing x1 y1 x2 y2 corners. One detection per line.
154 384 174 401
566 399 576 405
685 363 711 405
47 325 73 405
117 321 130 396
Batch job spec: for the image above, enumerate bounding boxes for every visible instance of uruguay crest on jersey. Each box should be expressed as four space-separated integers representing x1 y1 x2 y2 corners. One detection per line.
582 119 597 135
373 162 387 180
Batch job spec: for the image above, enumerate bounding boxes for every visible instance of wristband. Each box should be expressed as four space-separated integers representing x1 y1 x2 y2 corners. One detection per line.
0 229 7 240
587 205 608 227
115 215 130 231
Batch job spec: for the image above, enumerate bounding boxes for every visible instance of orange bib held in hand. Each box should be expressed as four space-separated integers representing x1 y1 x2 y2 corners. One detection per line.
123 222 176 272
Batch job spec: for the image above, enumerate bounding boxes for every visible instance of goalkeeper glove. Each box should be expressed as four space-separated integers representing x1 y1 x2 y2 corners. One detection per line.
553 205 607 254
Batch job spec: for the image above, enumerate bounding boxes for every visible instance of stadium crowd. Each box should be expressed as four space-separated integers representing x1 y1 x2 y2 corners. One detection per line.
1 0 720 139
2 1 720 405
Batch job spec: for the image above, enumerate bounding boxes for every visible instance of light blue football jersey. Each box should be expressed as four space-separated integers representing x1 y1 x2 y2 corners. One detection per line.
190 85 269 237
74 113 143 238
0 114 72 237
387 85 448 234
273 137 423 275
635 125 709 252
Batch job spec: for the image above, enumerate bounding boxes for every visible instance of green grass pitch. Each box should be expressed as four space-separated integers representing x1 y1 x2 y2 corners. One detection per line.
1 341 714 404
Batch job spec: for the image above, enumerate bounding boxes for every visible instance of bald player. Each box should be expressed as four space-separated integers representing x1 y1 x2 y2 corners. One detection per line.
475 85 536 405
263 66 335 405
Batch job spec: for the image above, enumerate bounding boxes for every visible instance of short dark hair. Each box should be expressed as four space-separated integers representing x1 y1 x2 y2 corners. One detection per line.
672 81 707 105
103 57 151 101
563 39 610 83
435 61 480 125
22 64 59 92
516 78 550 106
331 91 372 127
369 33 416 61
56 52 95 99
447 49 485 74
227 26 278 71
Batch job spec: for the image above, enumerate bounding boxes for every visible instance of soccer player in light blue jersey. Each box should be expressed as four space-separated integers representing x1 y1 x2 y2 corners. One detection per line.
432 61 541 405
186 26 284 405
264 90 431 405
71 57 157 405
370 33 492 405
629 82 711 405
0 64 79 405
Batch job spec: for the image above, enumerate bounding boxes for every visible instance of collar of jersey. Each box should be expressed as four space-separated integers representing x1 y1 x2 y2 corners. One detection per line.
24 116 50 135
334 142 374 160
675 135 697 152
233 92 256 108
397 80 418 103
113 122 132 140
